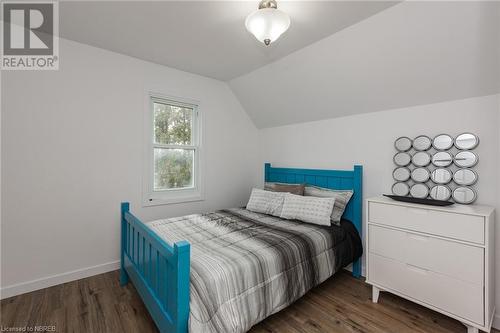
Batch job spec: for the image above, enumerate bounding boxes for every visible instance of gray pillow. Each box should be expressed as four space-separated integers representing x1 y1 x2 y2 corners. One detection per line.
280 193 335 226
264 182 305 195
304 186 353 224
246 188 286 217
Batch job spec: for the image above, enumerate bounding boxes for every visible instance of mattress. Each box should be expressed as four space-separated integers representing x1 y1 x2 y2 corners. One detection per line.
147 207 362 333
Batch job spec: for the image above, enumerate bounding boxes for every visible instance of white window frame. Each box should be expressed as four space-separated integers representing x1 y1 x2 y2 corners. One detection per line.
143 92 204 206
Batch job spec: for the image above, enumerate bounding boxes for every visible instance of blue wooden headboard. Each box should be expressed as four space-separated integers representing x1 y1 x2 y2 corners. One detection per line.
264 163 363 277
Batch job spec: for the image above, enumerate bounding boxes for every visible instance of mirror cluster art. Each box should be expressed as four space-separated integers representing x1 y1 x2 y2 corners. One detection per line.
392 133 479 204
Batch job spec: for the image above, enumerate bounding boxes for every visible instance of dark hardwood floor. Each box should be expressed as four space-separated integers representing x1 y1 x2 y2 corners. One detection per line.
1 270 496 333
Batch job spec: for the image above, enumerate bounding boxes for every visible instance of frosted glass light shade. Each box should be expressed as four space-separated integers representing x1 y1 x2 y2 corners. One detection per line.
245 8 290 45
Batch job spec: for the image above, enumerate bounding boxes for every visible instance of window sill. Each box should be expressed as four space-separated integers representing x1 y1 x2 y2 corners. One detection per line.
142 193 205 207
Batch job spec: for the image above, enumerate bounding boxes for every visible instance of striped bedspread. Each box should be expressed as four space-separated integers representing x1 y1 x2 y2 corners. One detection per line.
147 207 361 333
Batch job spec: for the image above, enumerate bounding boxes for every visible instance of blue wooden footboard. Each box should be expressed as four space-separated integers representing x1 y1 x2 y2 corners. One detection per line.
120 202 190 333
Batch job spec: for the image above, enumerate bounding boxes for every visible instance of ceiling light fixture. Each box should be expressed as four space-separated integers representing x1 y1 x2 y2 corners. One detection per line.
245 0 290 46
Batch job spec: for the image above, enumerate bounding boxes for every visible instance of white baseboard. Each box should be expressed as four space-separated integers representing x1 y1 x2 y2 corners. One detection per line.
0 260 120 300
493 312 500 330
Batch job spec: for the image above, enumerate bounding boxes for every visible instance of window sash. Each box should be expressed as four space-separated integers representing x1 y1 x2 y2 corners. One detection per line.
151 99 199 146
152 147 198 192
152 143 197 150
152 99 195 146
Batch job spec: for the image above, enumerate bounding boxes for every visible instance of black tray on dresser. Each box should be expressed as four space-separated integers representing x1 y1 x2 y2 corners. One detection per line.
383 194 454 207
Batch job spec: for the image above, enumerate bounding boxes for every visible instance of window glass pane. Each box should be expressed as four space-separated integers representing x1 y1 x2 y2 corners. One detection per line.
154 148 194 190
154 101 193 145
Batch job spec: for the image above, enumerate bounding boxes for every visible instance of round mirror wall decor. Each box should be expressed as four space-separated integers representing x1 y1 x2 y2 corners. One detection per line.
411 168 430 183
432 152 453 167
410 183 429 199
453 169 478 186
392 182 410 196
394 152 411 166
392 133 479 204
454 133 479 150
412 152 431 167
393 167 411 182
431 168 452 184
430 185 452 201
453 187 477 204
454 151 478 168
395 137 412 152
432 134 454 151
412 135 432 151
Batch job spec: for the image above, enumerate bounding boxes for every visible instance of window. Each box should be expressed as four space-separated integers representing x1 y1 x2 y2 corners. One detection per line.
144 94 203 206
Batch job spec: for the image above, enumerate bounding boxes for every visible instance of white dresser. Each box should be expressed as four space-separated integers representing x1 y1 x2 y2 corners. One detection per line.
366 196 495 333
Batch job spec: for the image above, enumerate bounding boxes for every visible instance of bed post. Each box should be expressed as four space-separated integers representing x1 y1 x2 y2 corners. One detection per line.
172 241 190 333
120 202 130 286
352 165 363 278
265 163 271 182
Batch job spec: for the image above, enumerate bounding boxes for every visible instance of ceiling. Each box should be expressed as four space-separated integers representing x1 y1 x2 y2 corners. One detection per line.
59 1 398 81
229 1 500 128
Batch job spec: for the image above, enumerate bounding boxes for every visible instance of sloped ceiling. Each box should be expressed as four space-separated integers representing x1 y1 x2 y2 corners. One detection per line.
229 1 500 128
59 1 398 81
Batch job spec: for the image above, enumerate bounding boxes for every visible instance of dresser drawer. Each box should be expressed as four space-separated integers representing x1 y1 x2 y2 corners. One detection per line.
368 253 484 325
368 225 484 285
368 202 484 244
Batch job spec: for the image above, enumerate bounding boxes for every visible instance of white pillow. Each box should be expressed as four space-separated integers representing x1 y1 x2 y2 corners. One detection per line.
246 188 286 217
280 193 336 226
304 186 353 224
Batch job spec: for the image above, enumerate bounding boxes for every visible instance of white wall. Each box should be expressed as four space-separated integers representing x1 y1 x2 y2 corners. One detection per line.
497 96 500 329
259 94 500 327
230 1 500 128
0 39 260 297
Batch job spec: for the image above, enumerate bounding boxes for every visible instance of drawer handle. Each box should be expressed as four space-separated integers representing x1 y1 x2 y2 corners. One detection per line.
406 263 429 274
406 233 429 242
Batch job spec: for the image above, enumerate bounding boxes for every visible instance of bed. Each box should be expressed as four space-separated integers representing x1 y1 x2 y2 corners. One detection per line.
120 163 363 333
